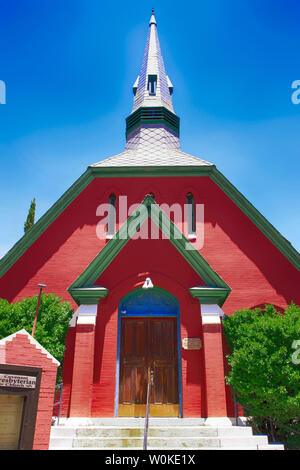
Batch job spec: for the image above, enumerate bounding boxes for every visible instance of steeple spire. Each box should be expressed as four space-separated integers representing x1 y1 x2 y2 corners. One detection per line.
125 11 180 150
131 10 174 113
91 12 213 168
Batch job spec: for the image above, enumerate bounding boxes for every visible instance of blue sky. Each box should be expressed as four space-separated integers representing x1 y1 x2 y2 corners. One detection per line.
0 0 300 258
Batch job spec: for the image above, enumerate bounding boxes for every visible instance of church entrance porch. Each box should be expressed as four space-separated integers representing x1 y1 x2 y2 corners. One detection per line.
118 317 179 417
115 287 182 417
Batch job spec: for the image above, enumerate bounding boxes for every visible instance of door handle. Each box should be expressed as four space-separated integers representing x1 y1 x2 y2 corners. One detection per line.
150 368 154 386
147 367 154 385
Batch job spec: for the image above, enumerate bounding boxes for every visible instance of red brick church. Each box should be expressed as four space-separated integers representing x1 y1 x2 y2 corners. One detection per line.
0 11 299 421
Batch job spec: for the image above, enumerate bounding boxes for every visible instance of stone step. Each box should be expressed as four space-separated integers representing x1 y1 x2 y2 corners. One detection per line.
48 445 284 451
256 444 285 450
55 417 208 427
50 425 253 438
74 436 219 448
49 417 284 450
50 434 269 449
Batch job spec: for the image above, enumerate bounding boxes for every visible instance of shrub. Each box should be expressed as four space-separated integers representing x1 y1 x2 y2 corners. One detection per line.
223 303 300 449
0 294 73 384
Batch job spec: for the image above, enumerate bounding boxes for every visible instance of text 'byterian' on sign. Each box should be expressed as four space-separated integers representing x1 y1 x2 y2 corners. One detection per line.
0 374 36 389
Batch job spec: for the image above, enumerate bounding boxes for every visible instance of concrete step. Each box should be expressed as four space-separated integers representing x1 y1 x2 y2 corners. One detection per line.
72 436 220 448
49 434 270 450
49 417 284 450
55 417 207 427
50 425 254 438
48 445 285 451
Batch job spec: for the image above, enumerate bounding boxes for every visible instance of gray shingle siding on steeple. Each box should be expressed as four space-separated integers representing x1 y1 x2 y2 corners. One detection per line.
92 12 212 169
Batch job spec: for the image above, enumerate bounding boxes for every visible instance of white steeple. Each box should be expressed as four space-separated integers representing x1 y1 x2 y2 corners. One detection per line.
90 11 213 169
132 9 174 113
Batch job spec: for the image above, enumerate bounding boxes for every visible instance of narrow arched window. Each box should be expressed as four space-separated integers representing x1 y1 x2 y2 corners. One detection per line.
107 194 116 238
148 75 157 95
186 193 196 236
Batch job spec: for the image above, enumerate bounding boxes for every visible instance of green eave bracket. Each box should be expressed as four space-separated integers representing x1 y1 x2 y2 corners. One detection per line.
189 287 231 307
68 287 109 305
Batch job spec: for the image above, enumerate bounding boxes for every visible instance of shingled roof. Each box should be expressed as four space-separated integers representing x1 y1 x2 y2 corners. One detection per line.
90 149 213 168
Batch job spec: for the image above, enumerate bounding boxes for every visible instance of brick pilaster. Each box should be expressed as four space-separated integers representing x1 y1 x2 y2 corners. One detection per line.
201 304 227 417
69 305 97 417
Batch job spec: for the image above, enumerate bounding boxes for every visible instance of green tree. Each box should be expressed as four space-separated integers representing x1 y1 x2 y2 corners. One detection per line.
0 294 73 384
24 198 36 234
223 303 300 449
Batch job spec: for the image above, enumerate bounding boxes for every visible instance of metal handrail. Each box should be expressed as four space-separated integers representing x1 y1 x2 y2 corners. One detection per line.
233 392 300 441
143 369 154 450
53 382 63 426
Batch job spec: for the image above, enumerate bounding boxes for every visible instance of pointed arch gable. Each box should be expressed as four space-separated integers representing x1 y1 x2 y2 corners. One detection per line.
68 195 231 304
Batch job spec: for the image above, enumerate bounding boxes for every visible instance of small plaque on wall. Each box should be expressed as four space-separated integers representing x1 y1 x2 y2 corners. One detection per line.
182 338 202 350
0 374 36 389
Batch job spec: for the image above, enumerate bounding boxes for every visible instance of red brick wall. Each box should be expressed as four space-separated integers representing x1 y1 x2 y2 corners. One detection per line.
4 332 58 450
59 327 75 417
0 176 298 311
0 176 299 418
201 323 227 416
69 324 95 417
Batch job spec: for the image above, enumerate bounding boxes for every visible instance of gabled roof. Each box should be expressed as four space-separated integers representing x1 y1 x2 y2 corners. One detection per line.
68 194 231 306
0 165 299 284
0 165 299 283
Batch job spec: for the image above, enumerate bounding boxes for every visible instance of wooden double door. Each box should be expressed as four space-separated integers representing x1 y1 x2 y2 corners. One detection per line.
119 317 179 417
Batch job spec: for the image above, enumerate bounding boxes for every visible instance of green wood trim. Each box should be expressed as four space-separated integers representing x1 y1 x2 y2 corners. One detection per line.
0 169 94 278
189 287 230 306
127 119 179 136
210 169 300 271
68 195 231 295
126 106 180 137
87 166 299 270
88 166 215 178
68 287 109 305
0 161 298 283
88 165 300 270
150 203 229 288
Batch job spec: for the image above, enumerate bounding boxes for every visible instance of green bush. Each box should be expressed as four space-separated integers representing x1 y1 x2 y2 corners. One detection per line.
223 303 300 449
0 294 73 384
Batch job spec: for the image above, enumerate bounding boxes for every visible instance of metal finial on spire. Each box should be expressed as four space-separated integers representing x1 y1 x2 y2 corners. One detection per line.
150 8 157 25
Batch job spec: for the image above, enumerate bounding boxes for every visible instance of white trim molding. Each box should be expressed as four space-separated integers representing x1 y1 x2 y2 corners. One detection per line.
200 304 224 325
76 304 98 326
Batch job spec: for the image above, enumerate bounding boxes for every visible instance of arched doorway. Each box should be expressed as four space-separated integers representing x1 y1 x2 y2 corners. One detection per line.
115 287 182 417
